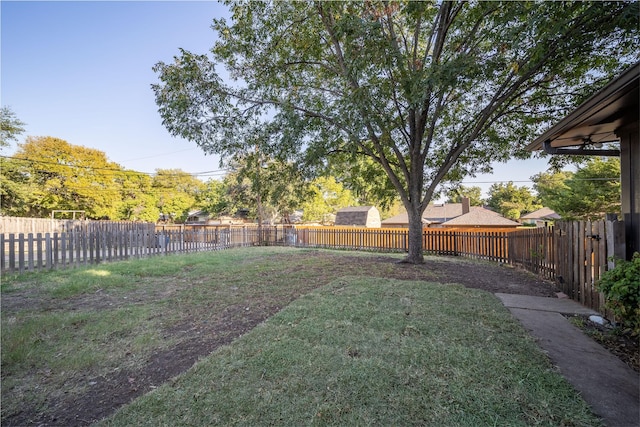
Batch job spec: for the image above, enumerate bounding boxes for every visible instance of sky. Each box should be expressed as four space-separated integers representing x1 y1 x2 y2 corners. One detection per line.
1 0 554 198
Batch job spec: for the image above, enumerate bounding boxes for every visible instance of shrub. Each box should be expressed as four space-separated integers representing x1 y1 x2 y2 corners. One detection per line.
596 252 640 336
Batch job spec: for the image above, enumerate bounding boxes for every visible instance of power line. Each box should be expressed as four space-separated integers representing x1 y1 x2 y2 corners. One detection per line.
460 177 620 184
0 155 228 178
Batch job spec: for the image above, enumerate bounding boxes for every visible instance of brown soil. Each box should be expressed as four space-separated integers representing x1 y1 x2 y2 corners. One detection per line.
566 314 639 373
2 251 634 426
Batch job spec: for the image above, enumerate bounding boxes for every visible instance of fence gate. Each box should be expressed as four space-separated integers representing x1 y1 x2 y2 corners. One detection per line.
554 221 610 313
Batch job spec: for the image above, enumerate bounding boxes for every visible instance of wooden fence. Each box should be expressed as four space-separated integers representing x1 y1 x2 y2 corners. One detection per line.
293 226 513 262
505 220 624 314
1 220 623 315
0 216 155 234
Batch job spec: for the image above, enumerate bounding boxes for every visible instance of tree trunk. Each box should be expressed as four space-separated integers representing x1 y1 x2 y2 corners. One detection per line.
404 205 425 264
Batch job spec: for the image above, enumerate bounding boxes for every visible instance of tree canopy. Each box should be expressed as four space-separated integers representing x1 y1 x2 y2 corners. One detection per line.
446 185 483 206
8 137 124 219
0 137 206 222
225 151 309 224
153 0 638 262
532 158 621 220
153 169 204 223
0 107 26 149
326 153 399 214
486 182 541 220
300 176 356 223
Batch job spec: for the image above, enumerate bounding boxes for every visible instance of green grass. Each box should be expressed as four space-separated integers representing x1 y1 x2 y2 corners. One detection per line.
103 277 597 426
1 247 601 426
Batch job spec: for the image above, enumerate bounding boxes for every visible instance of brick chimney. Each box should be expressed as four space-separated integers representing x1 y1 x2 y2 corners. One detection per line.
462 197 470 215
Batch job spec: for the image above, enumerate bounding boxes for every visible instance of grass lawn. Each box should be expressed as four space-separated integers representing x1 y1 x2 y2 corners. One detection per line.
2 247 600 426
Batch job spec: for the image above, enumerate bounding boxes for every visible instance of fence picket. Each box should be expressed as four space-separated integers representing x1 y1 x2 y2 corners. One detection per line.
28 233 34 272
0 234 5 272
18 233 25 273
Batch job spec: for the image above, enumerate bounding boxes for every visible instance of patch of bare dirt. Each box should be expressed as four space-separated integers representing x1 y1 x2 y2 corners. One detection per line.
2 251 625 426
566 314 639 373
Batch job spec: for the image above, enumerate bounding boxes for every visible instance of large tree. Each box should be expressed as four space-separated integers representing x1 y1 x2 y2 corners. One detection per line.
117 171 160 222
197 178 231 218
0 156 38 216
300 176 356 223
446 185 483 206
226 151 310 224
152 169 204 223
153 1 637 263
327 153 399 212
486 182 541 220
532 158 621 220
8 137 124 219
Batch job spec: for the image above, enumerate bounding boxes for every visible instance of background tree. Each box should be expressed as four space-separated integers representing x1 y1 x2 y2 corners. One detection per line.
531 169 573 211
197 179 231 218
446 185 483 206
226 151 310 224
9 137 124 219
327 153 399 214
153 1 637 263
0 106 26 149
117 171 160 222
0 156 38 216
532 158 621 220
486 182 541 220
152 169 204 223
301 176 356 223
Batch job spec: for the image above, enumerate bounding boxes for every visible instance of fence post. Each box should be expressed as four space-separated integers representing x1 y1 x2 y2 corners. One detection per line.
606 217 626 269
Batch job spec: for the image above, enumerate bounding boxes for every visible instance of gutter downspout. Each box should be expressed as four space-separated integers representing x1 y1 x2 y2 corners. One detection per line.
542 140 620 157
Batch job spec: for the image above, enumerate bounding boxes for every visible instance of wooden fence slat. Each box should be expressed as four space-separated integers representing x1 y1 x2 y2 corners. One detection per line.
18 233 25 273
60 232 67 267
28 233 34 272
45 234 53 270
0 234 5 272
37 233 44 270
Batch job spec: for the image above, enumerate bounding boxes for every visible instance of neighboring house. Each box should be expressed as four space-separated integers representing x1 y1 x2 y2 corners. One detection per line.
439 207 520 228
186 210 210 224
382 198 472 228
186 211 244 225
380 212 431 228
520 207 561 227
381 198 519 228
526 62 638 260
334 206 381 228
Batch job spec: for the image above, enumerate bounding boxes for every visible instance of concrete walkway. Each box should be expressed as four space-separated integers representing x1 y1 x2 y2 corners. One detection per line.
496 293 639 427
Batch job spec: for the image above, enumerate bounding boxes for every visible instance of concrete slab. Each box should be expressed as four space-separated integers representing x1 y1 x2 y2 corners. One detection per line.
495 293 640 427
496 292 599 315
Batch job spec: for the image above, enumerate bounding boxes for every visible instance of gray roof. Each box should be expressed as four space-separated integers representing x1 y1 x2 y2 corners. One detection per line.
336 206 377 213
381 203 466 225
334 206 381 227
381 212 431 225
441 207 520 227
423 203 464 222
382 206 518 227
520 207 561 220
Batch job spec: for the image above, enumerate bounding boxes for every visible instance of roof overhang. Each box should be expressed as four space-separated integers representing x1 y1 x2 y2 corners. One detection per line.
526 62 639 154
